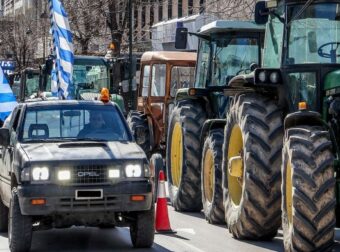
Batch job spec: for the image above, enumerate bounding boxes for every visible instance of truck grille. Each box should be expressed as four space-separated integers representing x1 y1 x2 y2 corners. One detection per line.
72 164 109 184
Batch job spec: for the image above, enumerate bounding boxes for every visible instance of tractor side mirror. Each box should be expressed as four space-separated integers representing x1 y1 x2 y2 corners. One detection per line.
308 31 318 53
255 1 269 25
0 128 10 147
175 27 188 50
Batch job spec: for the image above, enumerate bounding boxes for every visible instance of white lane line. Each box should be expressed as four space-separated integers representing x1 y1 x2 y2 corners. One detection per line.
175 228 196 235
176 238 207 252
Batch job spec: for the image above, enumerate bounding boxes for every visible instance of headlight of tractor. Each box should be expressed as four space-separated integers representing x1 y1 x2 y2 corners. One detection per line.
258 71 266 82
58 170 71 181
32 167 49 181
269 72 280 84
125 164 142 177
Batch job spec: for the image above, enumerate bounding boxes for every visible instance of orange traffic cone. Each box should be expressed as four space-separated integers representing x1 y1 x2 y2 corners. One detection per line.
155 170 176 234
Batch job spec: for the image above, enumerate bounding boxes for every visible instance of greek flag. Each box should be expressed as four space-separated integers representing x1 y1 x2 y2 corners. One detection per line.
49 0 74 99
0 66 17 122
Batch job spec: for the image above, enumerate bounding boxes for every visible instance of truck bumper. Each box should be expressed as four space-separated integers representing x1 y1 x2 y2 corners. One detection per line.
17 180 153 215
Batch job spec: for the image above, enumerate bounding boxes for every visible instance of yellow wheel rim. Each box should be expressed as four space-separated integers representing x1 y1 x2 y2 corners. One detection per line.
203 149 214 203
227 125 244 206
286 158 293 225
171 122 183 187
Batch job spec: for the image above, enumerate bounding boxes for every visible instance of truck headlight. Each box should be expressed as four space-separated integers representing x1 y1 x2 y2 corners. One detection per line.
58 170 71 181
32 167 49 181
269 72 280 83
108 169 120 178
258 71 266 82
125 164 142 177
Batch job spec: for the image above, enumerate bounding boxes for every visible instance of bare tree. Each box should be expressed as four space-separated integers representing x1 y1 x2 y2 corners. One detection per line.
0 15 38 70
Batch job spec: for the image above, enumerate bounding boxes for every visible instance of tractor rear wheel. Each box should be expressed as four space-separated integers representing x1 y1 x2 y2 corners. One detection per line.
282 126 335 252
222 93 283 239
201 129 225 224
127 111 151 156
166 100 207 211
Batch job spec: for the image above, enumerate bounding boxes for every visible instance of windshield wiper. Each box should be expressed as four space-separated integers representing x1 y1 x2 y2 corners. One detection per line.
76 137 107 142
287 0 315 27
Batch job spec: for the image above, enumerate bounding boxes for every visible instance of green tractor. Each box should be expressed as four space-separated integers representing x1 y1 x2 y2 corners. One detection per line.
223 0 340 250
167 21 265 224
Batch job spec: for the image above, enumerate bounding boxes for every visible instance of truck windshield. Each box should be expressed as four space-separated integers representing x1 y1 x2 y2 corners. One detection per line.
211 37 259 86
21 105 130 142
287 3 340 64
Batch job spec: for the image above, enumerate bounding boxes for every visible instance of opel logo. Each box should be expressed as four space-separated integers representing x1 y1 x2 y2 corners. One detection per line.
77 171 100 177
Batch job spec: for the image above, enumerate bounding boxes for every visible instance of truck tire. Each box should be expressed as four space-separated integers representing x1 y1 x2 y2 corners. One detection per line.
0 198 8 232
222 93 283 239
9 188 32 252
130 207 155 248
150 153 164 202
166 100 207 211
201 129 225 224
282 126 335 252
127 111 151 156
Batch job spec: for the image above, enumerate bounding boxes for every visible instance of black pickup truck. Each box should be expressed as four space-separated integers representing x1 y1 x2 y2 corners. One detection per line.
0 100 154 252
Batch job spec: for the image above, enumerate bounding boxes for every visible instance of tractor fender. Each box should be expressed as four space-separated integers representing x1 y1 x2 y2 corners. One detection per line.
284 111 325 131
200 119 226 147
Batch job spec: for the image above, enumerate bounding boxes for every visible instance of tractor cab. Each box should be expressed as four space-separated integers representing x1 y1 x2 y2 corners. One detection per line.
8 68 41 102
254 0 340 113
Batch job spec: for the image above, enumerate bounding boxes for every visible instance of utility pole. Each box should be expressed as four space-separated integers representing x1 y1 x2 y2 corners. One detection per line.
128 0 133 111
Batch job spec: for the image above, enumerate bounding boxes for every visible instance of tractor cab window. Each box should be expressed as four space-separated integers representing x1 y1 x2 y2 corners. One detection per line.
170 66 195 97
141 65 150 96
286 3 340 64
263 4 284 68
151 64 166 96
11 75 21 100
195 39 210 88
25 73 40 98
211 37 259 86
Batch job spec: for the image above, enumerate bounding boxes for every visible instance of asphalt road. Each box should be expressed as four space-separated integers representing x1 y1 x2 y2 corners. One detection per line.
0 205 339 252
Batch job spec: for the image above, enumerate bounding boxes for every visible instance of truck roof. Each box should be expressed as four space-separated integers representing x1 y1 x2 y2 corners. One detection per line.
198 20 265 36
141 51 197 63
23 100 118 108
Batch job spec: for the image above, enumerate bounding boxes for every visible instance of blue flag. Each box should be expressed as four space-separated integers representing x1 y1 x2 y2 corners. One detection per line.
49 0 74 99
0 66 17 122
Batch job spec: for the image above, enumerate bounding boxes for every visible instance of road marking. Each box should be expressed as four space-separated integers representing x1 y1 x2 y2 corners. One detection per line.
175 228 196 235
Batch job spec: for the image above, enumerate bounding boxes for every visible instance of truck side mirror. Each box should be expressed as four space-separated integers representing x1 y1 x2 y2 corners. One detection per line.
308 31 318 53
175 27 188 50
0 128 10 147
255 1 269 25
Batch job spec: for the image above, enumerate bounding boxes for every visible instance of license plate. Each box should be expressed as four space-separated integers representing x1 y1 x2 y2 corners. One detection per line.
75 189 103 200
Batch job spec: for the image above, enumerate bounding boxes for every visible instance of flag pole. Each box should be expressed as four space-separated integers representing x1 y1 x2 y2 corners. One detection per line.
128 0 133 111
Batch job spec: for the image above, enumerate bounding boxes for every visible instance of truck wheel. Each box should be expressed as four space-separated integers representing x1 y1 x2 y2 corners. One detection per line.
130 207 155 248
222 93 283 239
0 198 8 232
9 188 32 252
166 100 207 211
127 111 151 156
282 126 335 251
201 129 225 224
150 153 164 202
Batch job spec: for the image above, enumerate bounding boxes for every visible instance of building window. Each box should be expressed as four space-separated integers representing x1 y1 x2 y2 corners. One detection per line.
168 0 172 19
158 2 162 20
189 0 193 15
178 0 182 17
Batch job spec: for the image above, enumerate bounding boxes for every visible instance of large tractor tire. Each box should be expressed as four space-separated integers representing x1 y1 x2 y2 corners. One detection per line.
222 93 283 239
166 100 207 211
282 126 335 252
201 129 225 224
127 111 151 156
150 153 163 202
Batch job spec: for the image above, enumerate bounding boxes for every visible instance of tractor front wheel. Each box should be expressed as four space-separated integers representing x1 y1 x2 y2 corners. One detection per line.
127 111 151 156
282 126 335 251
201 129 225 224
